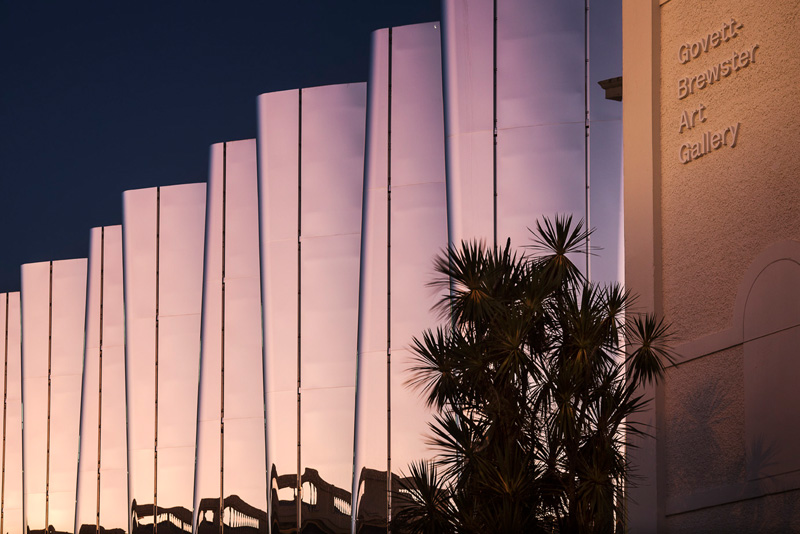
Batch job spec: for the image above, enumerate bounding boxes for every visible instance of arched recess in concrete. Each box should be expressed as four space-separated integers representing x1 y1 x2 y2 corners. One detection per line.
666 240 800 515
741 241 800 480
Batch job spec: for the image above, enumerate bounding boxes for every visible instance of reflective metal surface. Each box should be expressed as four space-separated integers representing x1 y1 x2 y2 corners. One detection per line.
22 258 88 534
588 119 622 285
443 0 589 253
441 0 495 246
76 226 128 533
354 23 447 533
194 140 267 534
588 0 623 285
124 183 207 534
1 292 23 534
258 83 366 534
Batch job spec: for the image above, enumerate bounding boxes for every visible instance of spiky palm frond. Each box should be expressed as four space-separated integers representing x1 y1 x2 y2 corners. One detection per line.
527 214 591 287
625 314 676 385
395 215 674 534
393 461 457 534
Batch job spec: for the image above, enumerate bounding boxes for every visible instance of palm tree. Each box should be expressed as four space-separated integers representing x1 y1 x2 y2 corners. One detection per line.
392 215 673 534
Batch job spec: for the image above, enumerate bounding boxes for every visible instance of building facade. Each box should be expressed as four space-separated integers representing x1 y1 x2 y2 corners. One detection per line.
623 0 800 531
1 1 628 532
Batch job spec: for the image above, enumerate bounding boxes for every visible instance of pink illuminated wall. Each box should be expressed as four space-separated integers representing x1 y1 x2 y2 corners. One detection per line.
75 226 128 533
0 6 623 533
259 83 366 534
353 22 448 533
124 183 206 534
21 259 87 534
0 292 23 534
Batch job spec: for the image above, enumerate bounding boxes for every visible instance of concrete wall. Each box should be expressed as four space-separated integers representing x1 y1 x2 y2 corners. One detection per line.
624 0 800 530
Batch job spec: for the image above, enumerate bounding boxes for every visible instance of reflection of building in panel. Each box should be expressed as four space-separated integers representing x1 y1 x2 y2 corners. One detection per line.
123 184 207 534
21 259 87 534
258 83 366 534
193 140 267 534
0 292 23 534
353 22 448 533
131 502 193 534
441 0 624 282
75 226 129 533
270 468 353 534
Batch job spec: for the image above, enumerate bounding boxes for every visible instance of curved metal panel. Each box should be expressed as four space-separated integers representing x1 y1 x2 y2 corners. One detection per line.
156 183 207 530
194 140 267 534
495 0 587 251
22 258 87 534
123 187 158 533
443 0 589 253
124 183 206 534
588 119 623 285
259 83 367 534
441 0 495 246
496 123 586 248
76 226 128 533
301 85 366 239
496 0 585 128
354 23 448 534
353 30 391 533
258 88 300 534
588 0 623 285
1 292 23 534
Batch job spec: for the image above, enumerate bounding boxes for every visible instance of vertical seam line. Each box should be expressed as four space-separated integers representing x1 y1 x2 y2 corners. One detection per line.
155 187 161 534
493 0 498 251
220 143 227 534
45 261 53 531
386 27 393 531
1 294 9 534
296 88 303 531
96 227 105 532
585 0 592 278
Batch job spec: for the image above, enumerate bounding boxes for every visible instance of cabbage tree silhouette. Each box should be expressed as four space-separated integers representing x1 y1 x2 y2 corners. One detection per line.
392 215 674 534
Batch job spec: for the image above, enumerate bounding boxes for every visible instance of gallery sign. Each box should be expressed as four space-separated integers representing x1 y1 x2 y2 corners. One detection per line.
674 17 759 164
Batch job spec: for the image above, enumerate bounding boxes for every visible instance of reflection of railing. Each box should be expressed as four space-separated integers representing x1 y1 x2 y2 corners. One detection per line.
196 495 267 533
270 466 352 533
76 526 126 534
355 468 413 534
131 501 193 533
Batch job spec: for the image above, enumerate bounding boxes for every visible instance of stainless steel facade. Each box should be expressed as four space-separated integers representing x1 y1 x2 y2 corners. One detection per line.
193 140 267 533
353 23 448 533
442 0 588 251
1 5 621 532
258 83 366 534
1 292 23 534
442 0 622 284
75 227 128 533
21 259 87 534
124 183 207 534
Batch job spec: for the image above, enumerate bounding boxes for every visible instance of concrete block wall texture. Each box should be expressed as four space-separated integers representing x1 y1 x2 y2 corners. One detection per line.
624 0 800 530
0 1 626 532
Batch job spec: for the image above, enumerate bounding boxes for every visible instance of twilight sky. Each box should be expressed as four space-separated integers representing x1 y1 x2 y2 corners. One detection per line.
0 1 620 292
0 2 441 292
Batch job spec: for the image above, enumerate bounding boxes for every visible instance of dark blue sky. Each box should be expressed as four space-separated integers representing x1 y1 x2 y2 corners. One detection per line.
0 2 440 291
